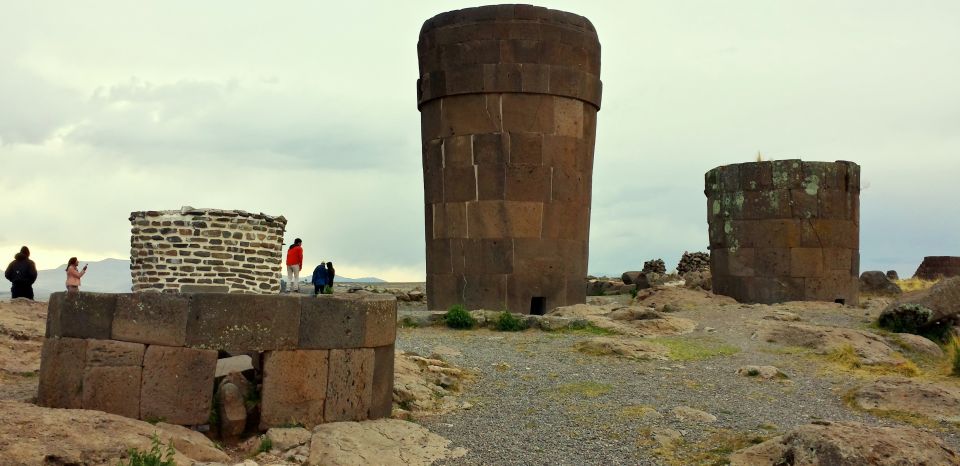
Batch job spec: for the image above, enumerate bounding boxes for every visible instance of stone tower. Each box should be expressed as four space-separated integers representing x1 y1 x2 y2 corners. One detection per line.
417 5 602 314
705 160 860 305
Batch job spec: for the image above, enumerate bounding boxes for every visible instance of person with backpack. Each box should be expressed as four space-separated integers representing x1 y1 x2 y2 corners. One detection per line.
285 238 304 293
311 261 328 296
4 246 38 300
65 257 87 292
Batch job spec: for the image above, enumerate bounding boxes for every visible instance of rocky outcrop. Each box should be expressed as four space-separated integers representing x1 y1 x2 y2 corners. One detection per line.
730 421 960 465
682 270 711 290
0 400 230 464
309 419 467 466
393 352 471 416
852 377 960 422
886 277 960 326
859 271 902 295
758 322 907 367
574 337 669 360
550 304 696 337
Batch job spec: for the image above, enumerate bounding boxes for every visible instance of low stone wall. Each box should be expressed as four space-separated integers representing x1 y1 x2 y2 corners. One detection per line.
129 208 287 294
38 292 396 429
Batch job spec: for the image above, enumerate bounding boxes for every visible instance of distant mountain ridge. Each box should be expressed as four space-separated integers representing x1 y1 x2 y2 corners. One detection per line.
0 258 385 300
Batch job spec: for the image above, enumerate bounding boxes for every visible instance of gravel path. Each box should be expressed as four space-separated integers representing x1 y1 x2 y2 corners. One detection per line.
396 295 960 465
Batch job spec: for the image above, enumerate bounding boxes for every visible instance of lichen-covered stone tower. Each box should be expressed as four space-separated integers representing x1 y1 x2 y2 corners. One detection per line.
417 5 602 314
705 160 860 305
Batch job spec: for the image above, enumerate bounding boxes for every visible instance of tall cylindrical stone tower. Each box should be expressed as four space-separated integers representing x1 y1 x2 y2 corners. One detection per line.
705 160 860 305
417 5 602 314
914 256 960 280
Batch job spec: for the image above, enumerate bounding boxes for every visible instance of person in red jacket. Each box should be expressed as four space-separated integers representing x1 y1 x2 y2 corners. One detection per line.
285 238 303 293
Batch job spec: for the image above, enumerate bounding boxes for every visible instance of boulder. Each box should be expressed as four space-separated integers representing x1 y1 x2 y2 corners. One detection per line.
730 421 960 465
886 270 899 281
574 337 669 360
859 271 902 295
266 426 312 451
887 333 943 357
309 419 467 466
759 322 907 367
217 382 247 441
621 271 642 285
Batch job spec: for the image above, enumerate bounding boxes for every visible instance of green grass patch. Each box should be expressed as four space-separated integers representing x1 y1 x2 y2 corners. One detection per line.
553 381 612 398
648 337 739 361
117 434 176 466
494 311 527 331
443 305 476 330
561 322 617 336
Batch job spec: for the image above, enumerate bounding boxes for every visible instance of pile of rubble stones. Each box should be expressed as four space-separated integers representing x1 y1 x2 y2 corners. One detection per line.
676 251 710 275
642 259 667 274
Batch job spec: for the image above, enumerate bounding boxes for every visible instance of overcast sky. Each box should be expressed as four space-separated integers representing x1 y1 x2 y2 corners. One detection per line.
1 1 958 281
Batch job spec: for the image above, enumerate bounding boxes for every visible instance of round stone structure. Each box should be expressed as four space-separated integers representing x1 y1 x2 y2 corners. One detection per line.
914 256 960 280
417 5 602 314
38 292 396 430
705 160 861 305
129 207 286 294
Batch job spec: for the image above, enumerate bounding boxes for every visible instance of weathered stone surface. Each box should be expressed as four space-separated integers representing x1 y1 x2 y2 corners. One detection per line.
736 365 787 379
261 350 328 430
886 277 960 326
113 292 190 346
266 427 312 451
671 406 717 423
325 348 374 422
706 161 860 305
887 333 943 357
217 382 246 440
300 294 396 349
48 292 117 339
730 421 960 465
759 321 906 367
37 337 87 409
215 354 253 378
82 366 141 418
574 337 669 360
852 377 960 422
186 293 300 351
309 419 467 466
370 345 395 419
140 345 217 425
85 339 144 367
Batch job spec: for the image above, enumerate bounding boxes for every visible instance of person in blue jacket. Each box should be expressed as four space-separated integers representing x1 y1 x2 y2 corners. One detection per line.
311 262 328 296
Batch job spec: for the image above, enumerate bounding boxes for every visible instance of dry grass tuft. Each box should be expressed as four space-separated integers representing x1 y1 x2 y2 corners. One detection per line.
824 344 920 377
895 277 940 293
643 428 773 466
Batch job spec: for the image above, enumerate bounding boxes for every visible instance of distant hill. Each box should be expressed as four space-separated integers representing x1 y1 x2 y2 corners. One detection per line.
0 258 386 300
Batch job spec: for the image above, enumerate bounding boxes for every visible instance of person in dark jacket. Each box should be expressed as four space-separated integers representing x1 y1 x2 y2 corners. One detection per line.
325 261 335 294
4 246 38 300
311 262 328 296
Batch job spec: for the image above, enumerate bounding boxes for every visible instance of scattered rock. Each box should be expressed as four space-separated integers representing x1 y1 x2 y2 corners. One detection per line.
729 421 960 465
859 271 902 295
852 377 960 422
672 406 717 423
650 427 683 447
266 426 312 451
574 337 670 360
393 352 471 415
736 365 787 379
886 270 899 281
551 303 697 337
621 271 642 285
309 419 467 466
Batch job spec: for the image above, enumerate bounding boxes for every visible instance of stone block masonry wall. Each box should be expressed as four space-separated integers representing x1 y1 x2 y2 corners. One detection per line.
914 256 960 280
129 207 286 293
705 160 861 305
417 5 602 314
38 292 396 429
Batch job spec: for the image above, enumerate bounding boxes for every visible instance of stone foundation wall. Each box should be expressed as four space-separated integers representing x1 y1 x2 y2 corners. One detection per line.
914 256 960 280
38 292 396 429
129 208 286 294
417 5 602 314
705 160 861 305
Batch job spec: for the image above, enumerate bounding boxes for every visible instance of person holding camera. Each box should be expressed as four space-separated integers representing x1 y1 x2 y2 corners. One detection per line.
65 257 87 292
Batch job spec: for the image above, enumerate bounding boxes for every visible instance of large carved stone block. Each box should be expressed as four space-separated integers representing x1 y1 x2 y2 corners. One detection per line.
261 350 328 430
325 349 374 422
113 293 190 346
370 345 395 419
140 345 217 425
37 337 87 409
186 293 300 351
47 292 116 339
